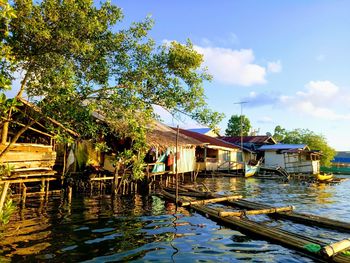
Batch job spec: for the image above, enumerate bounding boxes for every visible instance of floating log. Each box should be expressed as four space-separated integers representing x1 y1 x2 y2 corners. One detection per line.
180 195 242 207
322 239 350 257
219 206 294 217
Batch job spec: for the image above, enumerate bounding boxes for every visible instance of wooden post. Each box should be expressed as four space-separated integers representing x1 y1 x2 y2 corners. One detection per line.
40 178 45 193
21 183 27 206
175 126 179 208
0 182 10 213
45 180 50 199
112 163 119 195
68 186 72 204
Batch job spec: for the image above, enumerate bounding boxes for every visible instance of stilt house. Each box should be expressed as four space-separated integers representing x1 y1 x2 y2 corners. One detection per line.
175 128 242 172
258 144 321 174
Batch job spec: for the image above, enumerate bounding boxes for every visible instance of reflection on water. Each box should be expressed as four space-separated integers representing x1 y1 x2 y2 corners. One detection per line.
1 177 350 262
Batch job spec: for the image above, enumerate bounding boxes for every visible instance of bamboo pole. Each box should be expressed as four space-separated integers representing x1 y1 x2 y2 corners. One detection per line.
322 239 350 257
179 195 242 207
232 199 350 232
219 206 294 217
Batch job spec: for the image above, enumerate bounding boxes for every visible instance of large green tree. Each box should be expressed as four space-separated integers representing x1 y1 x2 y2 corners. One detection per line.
0 0 223 178
225 115 251 136
273 126 336 167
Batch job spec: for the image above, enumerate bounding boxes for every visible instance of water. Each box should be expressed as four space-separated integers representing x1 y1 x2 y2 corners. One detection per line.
1 176 350 262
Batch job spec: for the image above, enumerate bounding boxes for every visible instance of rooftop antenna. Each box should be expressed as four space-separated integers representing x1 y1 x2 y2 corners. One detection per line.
234 101 248 152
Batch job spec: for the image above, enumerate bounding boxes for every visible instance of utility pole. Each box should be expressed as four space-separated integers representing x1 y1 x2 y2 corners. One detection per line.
234 101 248 152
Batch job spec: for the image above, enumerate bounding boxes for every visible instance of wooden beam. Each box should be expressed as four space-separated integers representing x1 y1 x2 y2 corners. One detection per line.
90 176 115 181
219 206 294 217
0 177 57 184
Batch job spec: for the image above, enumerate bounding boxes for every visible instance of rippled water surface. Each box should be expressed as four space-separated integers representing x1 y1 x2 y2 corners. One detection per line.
1 176 350 262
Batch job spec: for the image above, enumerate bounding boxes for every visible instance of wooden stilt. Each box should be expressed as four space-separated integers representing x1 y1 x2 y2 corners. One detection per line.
40 178 45 193
21 183 27 206
68 186 72 203
45 180 50 199
0 182 10 213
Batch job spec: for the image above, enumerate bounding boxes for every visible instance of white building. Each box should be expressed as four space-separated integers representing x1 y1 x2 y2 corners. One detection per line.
259 144 321 174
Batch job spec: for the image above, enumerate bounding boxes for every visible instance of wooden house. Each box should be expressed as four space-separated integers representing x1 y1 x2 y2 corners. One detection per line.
258 144 321 174
175 129 242 172
0 98 79 178
63 118 202 177
145 121 202 175
219 135 276 162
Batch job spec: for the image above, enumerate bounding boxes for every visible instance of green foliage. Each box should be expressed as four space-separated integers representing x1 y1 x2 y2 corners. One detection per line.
272 126 336 167
0 197 15 225
225 115 251 136
0 163 13 177
2 0 223 179
0 182 15 225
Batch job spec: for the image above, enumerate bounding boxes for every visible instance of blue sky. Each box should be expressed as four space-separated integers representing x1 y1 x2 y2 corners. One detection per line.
113 0 350 150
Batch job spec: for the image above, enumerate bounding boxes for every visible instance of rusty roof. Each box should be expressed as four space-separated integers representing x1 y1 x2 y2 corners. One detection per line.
174 128 239 150
219 135 276 145
147 121 202 148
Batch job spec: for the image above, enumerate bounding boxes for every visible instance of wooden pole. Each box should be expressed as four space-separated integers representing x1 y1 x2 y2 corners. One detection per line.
179 195 242 207
21 184 27 207
175 125 179 209
219 206 294 217
0 182 10 213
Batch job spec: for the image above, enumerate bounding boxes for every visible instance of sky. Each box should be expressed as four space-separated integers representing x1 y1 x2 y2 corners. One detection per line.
111 0 350 150
8 1 350 150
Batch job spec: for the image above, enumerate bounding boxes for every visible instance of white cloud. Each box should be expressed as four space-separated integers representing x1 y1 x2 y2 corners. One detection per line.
282 81 350 120
194 46 267 86
267 60 282 73
243 80 350 121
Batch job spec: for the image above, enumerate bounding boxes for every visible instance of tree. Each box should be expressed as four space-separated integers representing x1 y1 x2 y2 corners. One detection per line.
272 126 336 167
225 115 251 136
0 0 224 178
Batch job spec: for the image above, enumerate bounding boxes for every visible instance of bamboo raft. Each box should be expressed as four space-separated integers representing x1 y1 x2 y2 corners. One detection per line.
169 185 350 233
160 187 350 262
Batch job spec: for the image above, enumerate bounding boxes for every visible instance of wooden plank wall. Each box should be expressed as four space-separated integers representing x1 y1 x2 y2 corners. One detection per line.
0 143 56 170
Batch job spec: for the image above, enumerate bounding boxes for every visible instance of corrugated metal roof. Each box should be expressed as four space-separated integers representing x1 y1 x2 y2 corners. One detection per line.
174 128 239 150
333 157 350 163
187 128 212 134
258 144 308 151
220 136 276 144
